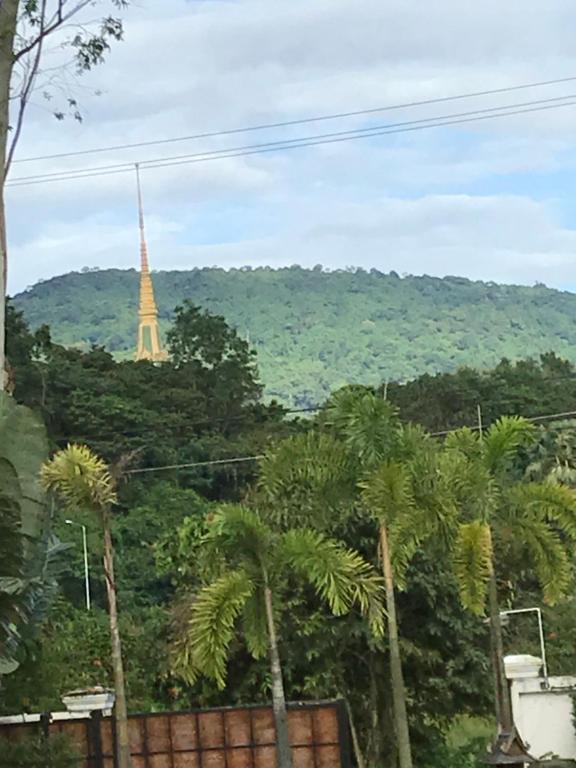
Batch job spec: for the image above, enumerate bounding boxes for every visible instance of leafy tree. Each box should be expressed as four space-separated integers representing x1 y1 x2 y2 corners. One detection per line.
0 1 128 390
0 390 60 676
6 301 286 498
327 390 431 768
172 504 384 768
41 444 131 768
167 300 262 430
445 417 576 747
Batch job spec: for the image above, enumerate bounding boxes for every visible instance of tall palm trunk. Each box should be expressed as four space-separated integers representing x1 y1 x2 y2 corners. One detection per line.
0 0 19 392
487 551 513 731
102 509 131 768
263 578 292 768
380 524 413 768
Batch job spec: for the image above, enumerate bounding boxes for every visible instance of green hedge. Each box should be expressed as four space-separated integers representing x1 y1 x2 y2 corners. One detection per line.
0 732 80 768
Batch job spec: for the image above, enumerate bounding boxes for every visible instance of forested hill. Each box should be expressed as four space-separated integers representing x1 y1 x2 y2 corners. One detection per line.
12 266 576 407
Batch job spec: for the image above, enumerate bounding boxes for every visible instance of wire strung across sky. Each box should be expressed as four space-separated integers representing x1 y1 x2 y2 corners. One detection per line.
7 91 576 188
13 74 576 166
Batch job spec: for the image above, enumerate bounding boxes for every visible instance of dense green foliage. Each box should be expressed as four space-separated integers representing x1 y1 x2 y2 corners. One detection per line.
0 391 64 675
0 732 80 768
13 266 576 406
6 298 576 767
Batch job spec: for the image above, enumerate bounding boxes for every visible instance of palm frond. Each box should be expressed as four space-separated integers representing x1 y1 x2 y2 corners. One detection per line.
172 569 254 689
207 505 271 567
453 521 492 615
327 389 399 467
360 461 415 526
280 529 385 637
509 515 570 604
243 589 269 659
483 416 535 475
41 444 117 512
388 515 428 590
395 422 432 462
258 432 354 529
442 448 499 523
510 481 576 540
444 427 482 460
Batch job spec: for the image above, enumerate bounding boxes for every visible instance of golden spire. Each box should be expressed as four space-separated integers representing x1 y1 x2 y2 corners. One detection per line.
135 164 167 362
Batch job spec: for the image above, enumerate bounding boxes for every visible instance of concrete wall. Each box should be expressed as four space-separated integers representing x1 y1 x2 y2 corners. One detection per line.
511 676 576 761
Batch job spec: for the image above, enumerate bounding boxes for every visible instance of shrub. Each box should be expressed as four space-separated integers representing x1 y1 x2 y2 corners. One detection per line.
0 732 80 768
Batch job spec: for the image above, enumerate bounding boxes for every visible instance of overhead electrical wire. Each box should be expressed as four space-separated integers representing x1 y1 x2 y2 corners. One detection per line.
7 94 576 188
121 406 576 475
13 74 576 165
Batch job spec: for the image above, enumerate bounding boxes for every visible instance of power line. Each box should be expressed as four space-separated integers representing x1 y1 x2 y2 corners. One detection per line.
9 93 576 184
430 409 576 437
120 407 576 475
8 95 576 189
13 74 576 165
126 454 265 475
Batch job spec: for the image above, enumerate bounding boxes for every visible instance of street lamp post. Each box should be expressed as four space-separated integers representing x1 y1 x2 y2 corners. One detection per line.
65 519 91 611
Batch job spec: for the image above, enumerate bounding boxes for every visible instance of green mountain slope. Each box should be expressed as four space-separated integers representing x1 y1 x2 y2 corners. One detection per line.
12 266 576 407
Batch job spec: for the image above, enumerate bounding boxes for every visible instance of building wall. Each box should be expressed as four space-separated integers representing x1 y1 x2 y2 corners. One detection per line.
511 676 576 761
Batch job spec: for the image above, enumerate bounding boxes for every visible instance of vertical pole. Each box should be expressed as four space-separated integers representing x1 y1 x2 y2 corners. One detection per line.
90 710 104 768
537 609 548 680
82 524 91 611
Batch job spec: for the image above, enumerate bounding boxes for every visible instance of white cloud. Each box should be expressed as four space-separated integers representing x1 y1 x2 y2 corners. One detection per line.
7 0 576 294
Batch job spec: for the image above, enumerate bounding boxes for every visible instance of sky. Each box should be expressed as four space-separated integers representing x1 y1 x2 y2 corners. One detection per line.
7 0 576 295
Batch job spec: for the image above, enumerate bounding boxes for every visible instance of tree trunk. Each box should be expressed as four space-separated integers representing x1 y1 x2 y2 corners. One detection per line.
102 509 132 768
263 581 293 768
380 524 413 768
487 550 513 732
0 0 19 392
343 698 366 768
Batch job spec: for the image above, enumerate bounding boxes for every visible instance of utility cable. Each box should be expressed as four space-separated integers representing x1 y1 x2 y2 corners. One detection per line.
13 74 576 165
120 407 576 475
7 95 576 188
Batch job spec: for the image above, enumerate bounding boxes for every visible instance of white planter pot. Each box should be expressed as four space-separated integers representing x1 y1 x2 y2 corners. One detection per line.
62 688 115 715
504 654 543 680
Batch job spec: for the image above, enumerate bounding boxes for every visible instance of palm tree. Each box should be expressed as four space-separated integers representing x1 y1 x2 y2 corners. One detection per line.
172 504 384 768
445 416 576 753
41 444 132 768
260 389 447 768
